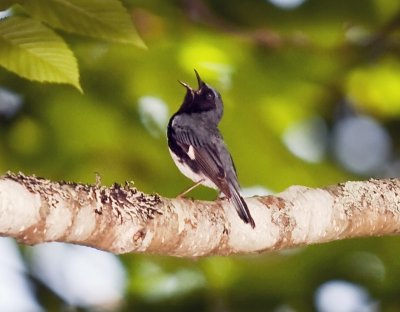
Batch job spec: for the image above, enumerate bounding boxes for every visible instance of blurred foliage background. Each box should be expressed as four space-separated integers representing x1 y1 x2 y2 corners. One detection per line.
1 0 400 311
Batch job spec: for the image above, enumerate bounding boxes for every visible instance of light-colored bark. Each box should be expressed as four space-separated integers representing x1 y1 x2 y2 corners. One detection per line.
0 172 399 258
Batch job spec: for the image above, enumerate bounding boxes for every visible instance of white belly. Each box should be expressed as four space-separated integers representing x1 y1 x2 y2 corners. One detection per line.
169 148 217 189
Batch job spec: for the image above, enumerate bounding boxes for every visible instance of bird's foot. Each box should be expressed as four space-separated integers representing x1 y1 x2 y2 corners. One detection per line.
217 191 226 199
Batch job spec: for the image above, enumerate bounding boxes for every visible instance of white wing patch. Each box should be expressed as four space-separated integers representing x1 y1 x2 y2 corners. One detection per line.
187 145 196 160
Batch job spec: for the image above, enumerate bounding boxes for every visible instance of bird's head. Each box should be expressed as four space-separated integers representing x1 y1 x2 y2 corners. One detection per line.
177 70 223 123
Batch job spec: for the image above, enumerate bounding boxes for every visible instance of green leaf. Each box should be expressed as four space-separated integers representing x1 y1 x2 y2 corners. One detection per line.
21 0 146 48
0 16 81 91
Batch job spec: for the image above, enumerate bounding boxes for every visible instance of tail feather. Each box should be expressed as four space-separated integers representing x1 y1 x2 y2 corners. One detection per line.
229 187 255 228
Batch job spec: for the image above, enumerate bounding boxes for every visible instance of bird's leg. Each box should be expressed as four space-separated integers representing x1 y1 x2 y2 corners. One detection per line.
177 179 204 198
217 190 226 199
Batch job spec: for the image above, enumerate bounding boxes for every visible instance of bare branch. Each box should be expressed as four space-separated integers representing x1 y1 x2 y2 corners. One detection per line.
1 172 399 258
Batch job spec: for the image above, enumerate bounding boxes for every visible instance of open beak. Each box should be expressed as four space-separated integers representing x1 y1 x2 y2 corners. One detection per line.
178 80 195 100
178 69 205 94
178 80 192 90
194 69 206 89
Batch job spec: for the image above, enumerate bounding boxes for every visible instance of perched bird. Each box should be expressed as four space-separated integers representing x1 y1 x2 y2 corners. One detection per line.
167 70 255 228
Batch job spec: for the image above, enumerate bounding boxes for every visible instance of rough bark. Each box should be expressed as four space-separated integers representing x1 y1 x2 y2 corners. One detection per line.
0 172 399 258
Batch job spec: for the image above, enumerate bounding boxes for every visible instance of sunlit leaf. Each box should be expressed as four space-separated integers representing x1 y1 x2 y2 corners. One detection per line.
22 0 146 48
0 16 81 91
346 58 400 118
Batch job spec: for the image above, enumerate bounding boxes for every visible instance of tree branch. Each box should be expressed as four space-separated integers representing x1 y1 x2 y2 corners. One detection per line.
1 172 399 258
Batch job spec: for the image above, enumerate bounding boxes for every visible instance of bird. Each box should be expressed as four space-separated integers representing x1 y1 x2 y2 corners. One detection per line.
167 70 255 228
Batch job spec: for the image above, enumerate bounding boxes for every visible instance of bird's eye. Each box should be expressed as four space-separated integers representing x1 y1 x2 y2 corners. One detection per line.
206 92 214 100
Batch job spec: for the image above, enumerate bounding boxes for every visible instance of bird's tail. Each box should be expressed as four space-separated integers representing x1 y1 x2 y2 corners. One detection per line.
229 187 255 228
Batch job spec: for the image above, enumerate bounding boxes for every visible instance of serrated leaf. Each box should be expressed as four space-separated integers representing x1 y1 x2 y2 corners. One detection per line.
22 0 146 48
0 16 81 91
